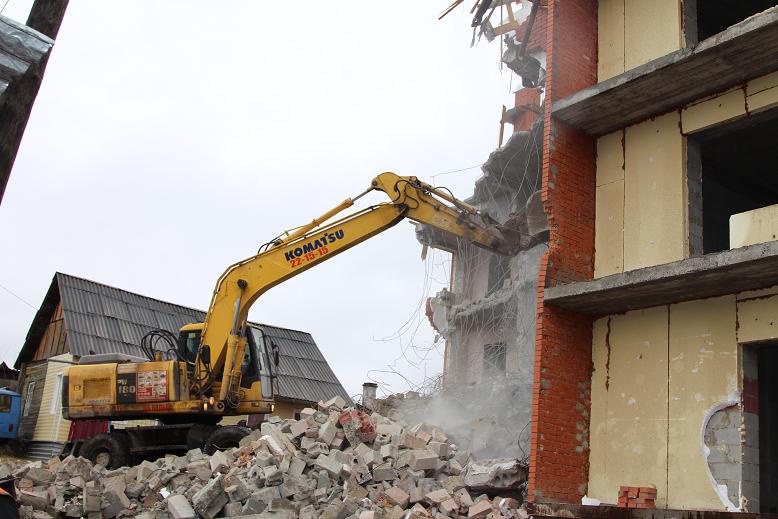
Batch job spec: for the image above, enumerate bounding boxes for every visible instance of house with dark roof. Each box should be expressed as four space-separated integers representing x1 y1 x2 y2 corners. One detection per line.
15 272 351 457
0 362 19 391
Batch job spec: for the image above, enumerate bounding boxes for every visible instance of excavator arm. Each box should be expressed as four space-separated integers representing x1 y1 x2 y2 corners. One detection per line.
197 172 518 410
61 172 519 424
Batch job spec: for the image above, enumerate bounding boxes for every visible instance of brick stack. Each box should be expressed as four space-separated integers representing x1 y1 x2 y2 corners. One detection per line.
617 485 657 508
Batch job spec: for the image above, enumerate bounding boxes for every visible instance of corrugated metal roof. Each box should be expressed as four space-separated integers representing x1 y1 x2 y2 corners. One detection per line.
18 273 350 405
257 324 351 404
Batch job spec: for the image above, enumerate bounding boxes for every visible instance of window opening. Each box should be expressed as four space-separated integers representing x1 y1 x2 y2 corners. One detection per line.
50 374 63 414
694 1 778 43
487 255 511 295
758 344 778 512
483 343 507 376
688 113 778 254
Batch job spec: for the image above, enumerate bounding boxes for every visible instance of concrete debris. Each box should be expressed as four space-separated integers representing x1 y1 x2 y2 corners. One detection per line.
11 397 527 518
463 459 527 491
376 378 534 462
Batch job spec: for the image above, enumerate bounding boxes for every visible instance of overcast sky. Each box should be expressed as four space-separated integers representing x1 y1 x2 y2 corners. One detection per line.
0 1 514 399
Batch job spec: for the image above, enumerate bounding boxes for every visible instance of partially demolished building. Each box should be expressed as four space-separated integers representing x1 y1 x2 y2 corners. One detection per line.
416 1 549 463
428 0 778 512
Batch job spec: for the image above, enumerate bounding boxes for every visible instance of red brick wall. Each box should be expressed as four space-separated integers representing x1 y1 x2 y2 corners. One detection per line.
514 6 547 55
529 0 598 503
513 88 542 131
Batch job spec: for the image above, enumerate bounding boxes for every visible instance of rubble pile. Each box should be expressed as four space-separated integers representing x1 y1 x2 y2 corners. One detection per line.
374 380 532 462
11 396 527 519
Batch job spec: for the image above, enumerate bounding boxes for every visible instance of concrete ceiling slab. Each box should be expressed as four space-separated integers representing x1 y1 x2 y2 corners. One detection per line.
544 241 778 315
552 7 778 136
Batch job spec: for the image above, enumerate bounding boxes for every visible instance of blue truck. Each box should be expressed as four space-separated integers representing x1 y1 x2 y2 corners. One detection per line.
0 389 20 441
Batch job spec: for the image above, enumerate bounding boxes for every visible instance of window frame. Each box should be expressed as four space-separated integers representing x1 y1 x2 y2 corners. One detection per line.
22 381 35 417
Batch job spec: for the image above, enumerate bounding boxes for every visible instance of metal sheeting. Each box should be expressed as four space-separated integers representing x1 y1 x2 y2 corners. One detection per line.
58 274 202 358
0 15 52 96
54 273 350 405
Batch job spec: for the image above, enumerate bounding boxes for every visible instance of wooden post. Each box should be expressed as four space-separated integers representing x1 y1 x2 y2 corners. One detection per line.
26 0 70 39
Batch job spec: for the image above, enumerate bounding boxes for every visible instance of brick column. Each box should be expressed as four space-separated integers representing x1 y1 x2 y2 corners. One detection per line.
512 88 542 131
528 0 598 503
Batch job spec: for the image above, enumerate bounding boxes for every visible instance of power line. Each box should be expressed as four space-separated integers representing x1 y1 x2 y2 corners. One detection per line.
0 282 36 310
430 163 484 179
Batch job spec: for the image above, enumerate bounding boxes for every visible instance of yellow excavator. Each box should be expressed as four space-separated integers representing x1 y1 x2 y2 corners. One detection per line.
61 172 520 467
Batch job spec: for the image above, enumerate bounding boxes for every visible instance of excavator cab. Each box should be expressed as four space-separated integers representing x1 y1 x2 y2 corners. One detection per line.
176 323 277 401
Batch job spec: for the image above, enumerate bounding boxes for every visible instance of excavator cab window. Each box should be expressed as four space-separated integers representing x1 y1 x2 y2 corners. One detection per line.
239 335 258 387
177 330 201 378
249 327 275 400
178 330 201 366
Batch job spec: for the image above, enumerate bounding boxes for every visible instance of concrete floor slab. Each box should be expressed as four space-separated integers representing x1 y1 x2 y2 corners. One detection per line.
552 7 778 136
544 241 778 315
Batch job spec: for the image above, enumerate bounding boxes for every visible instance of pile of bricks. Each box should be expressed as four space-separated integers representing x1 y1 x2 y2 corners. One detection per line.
11 395 528 519
617 485 656 509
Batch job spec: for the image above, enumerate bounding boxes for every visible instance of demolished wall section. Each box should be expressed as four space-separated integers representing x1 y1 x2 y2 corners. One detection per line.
415 108 546 467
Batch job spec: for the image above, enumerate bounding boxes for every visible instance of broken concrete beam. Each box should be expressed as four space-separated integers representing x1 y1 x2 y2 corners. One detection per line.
463 458 527 491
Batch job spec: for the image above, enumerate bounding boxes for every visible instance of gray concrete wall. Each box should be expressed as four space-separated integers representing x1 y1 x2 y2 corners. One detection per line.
420 118 546 459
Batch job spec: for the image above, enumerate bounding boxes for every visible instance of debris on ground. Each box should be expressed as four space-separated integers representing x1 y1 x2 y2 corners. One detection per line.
10 396 527 518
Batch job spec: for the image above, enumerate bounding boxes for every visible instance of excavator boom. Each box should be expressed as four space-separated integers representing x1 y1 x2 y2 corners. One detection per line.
198 172 517 408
